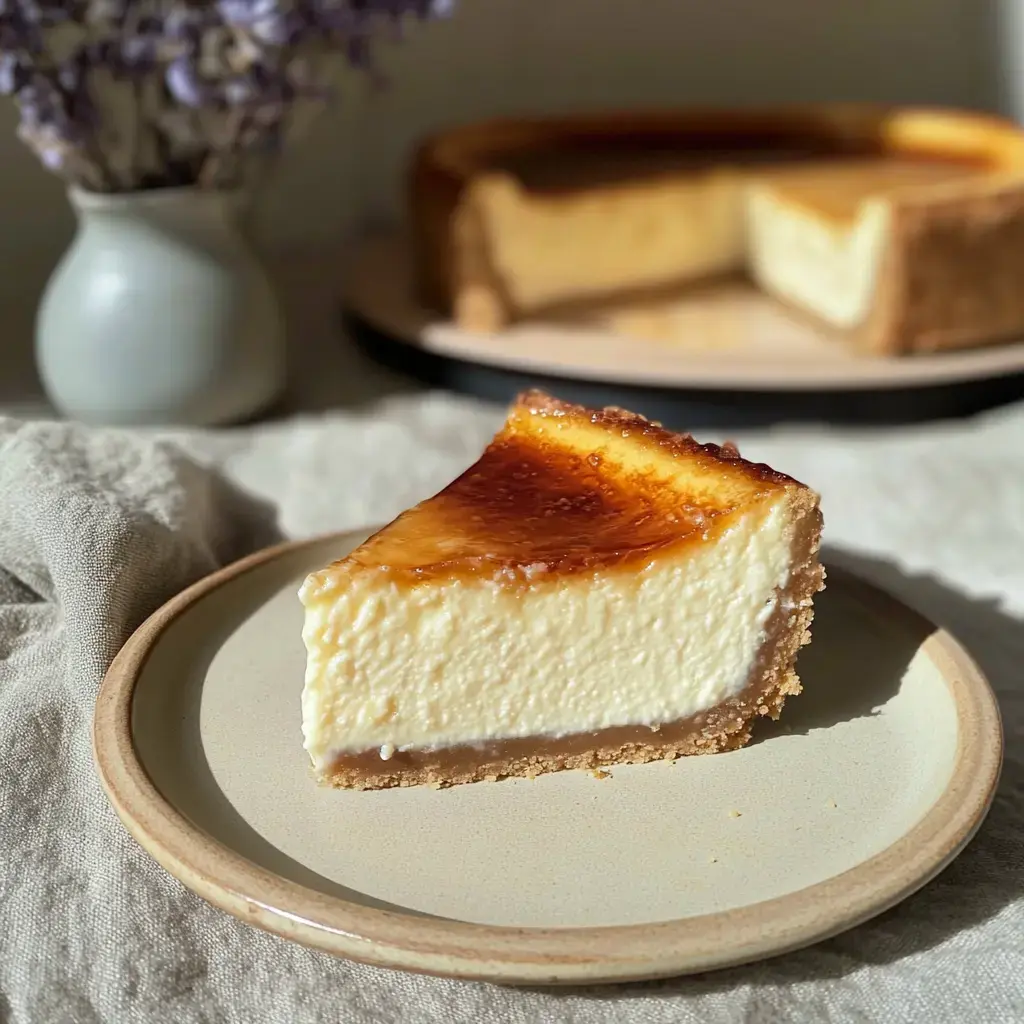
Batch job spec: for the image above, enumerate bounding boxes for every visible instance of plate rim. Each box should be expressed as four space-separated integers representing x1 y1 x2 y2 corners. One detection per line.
93 531 1004 985
343 233 1024 393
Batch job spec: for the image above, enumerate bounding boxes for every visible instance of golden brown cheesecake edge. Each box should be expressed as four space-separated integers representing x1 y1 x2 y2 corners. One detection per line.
315 389 809 587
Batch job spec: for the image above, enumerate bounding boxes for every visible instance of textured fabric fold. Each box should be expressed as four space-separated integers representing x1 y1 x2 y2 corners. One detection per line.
0 417 282 1024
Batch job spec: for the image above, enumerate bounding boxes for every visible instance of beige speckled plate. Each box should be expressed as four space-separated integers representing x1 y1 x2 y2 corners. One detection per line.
93 531 1002 985
344 234 1024 391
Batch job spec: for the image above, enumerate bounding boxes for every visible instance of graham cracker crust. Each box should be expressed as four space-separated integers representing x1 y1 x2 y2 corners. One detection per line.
320 496 824 790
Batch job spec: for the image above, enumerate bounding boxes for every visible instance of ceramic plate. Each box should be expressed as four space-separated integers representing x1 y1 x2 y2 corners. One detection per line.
342 234 1024 392
93 531 1003 985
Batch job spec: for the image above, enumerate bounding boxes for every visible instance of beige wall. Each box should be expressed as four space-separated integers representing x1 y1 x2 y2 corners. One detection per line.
0 0 1008 399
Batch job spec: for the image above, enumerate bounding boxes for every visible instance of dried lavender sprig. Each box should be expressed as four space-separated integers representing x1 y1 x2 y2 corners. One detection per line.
0 0 455 192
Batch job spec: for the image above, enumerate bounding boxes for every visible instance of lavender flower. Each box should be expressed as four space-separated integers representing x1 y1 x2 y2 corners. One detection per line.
0 51 28 94
165 55 209 107
0 0 455 191
217 0 294 46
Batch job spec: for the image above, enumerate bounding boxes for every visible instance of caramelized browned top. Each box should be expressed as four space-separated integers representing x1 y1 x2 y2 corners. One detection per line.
328 392 805 585
423 106 1024 186
759 156 986 222
498 144 816 193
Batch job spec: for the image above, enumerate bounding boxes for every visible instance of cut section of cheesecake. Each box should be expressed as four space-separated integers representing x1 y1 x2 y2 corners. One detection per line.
746 156 988 339
299 391 825 790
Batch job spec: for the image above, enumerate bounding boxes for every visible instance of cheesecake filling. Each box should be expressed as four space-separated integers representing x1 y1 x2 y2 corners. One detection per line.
472 170 747 312
300 501 795 774
747 189 890 329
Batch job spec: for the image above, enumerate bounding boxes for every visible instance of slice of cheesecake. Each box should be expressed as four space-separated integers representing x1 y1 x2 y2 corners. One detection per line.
299 391 824 790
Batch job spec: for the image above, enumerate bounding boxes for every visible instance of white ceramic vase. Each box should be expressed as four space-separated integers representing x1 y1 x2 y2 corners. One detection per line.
36 186 286 426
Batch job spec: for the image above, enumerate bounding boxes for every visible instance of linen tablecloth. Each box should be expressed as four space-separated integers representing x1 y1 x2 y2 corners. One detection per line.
1 373 1022 1023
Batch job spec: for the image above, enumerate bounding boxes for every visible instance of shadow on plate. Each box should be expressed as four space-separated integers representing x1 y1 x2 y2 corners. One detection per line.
751 547 936 744
527 548 1022 997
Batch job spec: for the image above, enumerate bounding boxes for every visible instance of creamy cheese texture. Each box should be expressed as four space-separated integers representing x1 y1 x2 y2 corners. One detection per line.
746 190 890 330
471 171 747 312
474 172 895 329
300 502 794 771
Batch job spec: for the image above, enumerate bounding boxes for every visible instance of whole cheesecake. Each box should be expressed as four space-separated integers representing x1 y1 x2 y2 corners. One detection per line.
299 391 825 790
410 105 1024 354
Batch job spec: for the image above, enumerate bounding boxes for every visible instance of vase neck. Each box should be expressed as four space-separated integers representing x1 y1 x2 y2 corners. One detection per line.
69 186 243 232
67 188 253 256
